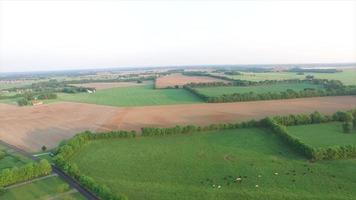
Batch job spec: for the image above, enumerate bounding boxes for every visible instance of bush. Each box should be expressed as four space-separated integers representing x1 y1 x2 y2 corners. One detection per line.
0 151 6 160
342 122 353 133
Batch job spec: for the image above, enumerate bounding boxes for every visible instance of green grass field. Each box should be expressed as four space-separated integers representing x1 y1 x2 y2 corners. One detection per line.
1 176 85 200
58 84 203 107
287 122 356 148
195 83 322 97
226 69 356 85
70 128 356 200
0 144 33 170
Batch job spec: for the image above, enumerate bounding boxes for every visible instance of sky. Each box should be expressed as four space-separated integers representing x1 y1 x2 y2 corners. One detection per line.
0 0 355 72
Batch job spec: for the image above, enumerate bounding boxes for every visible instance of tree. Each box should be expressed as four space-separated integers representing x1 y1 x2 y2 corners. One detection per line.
41 145 47 152
0 150 6 160
342 122 352 133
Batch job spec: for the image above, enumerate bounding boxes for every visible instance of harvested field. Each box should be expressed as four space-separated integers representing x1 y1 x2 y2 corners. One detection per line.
0 102 122 152
70 81 147 90
0 96 355 151
155 73 228 88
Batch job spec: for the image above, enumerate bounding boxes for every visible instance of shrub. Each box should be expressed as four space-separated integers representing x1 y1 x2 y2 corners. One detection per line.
342 122 353 133
0 151 6 160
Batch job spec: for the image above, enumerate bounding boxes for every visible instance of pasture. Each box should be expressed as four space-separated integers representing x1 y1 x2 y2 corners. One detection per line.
226 69 356 85
58 84 203 107
1 176 85 200
287 122 356 148
70 128 356 200
0 144 33 170
195 82 322 97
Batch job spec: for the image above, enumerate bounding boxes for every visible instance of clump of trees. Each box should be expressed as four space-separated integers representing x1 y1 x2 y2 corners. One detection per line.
0 159 52 187
339 111 355 133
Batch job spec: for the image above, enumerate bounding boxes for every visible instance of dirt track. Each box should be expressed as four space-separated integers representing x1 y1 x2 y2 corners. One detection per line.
0 96 355 151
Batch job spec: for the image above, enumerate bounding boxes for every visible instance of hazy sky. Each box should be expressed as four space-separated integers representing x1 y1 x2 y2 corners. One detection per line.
0 0 355 72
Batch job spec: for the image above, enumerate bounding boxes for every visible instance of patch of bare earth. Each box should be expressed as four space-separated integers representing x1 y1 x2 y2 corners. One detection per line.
0 96 355 152
70 82 146 90
155 73 229 88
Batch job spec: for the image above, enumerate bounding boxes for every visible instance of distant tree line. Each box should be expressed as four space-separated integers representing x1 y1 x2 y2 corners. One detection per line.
54 130 135 200
0 159 52 187
288 67 342 73
63 76 155 85
183 79 356 103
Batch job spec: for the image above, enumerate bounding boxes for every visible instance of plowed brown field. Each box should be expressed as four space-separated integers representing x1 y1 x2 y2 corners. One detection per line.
0 96 355 151
155 73 229 88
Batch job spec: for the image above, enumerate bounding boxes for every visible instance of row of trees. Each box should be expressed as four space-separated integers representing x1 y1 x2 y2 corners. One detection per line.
272 111 334 126
184 79 356 103
141 109 356 160
261 117 316 159
54 130 134 200
141 120 260 137
262 116 356 161
0 160 52 187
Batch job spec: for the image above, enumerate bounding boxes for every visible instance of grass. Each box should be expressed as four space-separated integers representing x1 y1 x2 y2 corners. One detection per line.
287 122 356 148
0 144 33 170
195 82 322 97
70 128 356 200
226 69 356 85
1 176 85 200
57 84 203 107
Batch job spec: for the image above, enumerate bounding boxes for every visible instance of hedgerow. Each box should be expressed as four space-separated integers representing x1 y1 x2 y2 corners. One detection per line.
183 79 356 103
54 130 135 200
0 159 52 187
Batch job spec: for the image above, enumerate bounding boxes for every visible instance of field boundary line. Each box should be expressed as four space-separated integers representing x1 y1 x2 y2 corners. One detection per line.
45 189 77 200
5 174 58 189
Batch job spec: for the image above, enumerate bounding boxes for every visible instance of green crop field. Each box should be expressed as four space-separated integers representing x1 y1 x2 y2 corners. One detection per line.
287 122 356 148
1 176 85 200
69 128 356 200
0 144 33 170
58 84 203 107
195 83 322 97
226 69 356 85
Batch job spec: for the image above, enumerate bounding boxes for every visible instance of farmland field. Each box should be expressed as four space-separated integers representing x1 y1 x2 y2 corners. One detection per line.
155 73 229 88
70 128 356 200
1 176 85 200
225 69 356 85
58 84 203 107
1 96 356 152
287 122 356 148
195 83 322 97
